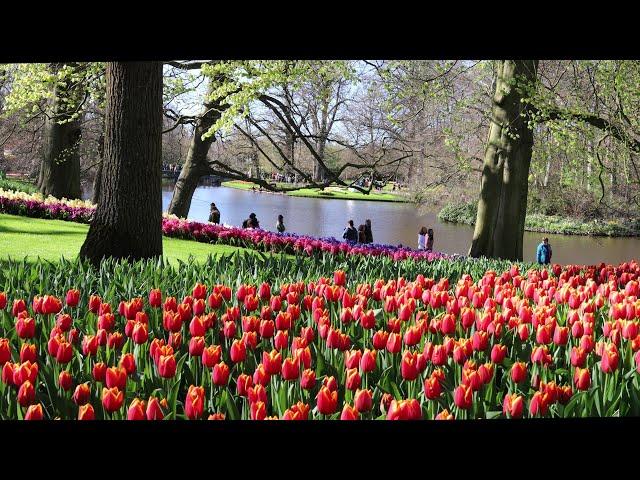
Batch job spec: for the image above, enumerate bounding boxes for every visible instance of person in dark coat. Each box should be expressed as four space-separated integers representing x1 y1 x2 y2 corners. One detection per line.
342 220 358 243
243 212 260 229
364 219 373 243
208 203 221 224
357 224 367 243
276 214 286 233
536 237 553 264
426 228 434 251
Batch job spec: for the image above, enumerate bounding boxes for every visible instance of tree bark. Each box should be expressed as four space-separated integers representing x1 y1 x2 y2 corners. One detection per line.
469 60 539 261
91 133 105 204
80 62 163 265
39 63 82 199
167 83 221 218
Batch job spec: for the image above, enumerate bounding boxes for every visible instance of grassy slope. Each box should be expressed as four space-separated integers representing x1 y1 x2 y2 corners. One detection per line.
222 180 406 203
0 213 255 263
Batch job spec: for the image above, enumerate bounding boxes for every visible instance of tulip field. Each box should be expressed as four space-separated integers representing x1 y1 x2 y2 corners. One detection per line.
0 250 639 420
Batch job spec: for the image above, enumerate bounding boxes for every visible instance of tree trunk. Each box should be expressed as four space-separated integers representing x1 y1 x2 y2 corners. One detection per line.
167 83 221 218
91 133 105 205
80 62 163 266
39 63 82 199
469 60 538 261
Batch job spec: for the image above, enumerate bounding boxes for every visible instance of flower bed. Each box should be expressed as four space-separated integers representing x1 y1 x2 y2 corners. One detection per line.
0 257 639 420
0 188 459 262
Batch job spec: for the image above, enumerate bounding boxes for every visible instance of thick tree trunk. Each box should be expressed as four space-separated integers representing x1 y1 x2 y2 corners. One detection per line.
469 60 538 261
167 85 221 218
91 133 105 205
80 62 163 265
39 63 83 199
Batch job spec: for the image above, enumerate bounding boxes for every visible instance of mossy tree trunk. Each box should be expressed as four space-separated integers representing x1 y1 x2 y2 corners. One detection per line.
80 62 163 265
469 60 539 261
38 63 82 199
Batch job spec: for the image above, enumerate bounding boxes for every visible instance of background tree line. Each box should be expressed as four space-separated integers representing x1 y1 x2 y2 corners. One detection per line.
0 60 638 262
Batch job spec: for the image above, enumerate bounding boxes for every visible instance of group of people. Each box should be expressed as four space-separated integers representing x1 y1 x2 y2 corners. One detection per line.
342 219 374 244
209 203 286 233
209 201 556 262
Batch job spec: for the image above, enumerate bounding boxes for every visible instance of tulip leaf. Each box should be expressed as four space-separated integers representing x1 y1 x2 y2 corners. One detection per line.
225 388 240 420
485 410 502 419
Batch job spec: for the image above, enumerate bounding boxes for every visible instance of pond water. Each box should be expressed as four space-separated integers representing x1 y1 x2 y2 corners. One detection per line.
85 184 640 265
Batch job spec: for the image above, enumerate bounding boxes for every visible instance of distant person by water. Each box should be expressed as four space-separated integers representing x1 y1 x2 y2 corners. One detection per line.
426 228 434 251
537 237 552 265
342 220 358 243
276 214 286 233
418 226 427 250
358 224 366 243
364 219 373 243
243 212 260 229
208 202 220 224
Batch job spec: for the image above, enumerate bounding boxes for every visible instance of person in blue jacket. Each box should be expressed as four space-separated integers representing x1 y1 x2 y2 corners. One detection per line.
536 237 552 264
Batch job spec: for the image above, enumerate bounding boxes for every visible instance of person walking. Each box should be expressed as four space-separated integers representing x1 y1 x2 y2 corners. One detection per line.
208 203 221 224
364 219 373 244
418 226 428 250
536 237 553 265
276 214 286 233
426 228 434 251
342 220 358 243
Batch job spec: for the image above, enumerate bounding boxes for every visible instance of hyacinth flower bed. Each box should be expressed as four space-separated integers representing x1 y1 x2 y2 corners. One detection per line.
0 188 459 262
0 254 639 420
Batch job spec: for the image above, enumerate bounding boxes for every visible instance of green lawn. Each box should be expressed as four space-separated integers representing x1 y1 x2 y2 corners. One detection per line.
0 213 256 264
222 180 406 203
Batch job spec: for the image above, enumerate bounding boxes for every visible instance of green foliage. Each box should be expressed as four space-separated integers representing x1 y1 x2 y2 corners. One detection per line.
0 178 38 194
439 201 640 237
201 60 357 139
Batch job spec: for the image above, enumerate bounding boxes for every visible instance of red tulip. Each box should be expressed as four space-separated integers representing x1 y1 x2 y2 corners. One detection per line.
185 385 205 420
77 404 95 420
300 369 316 390
354 389 373 412
20 343 37 364
262 349 282 375
333 270 346 286
345 368 361 391
212 362 230 386
0 338 11 365
148 289 162 308
529 391 549 417
248 384 267 404
574 368 591 390
24 403 44 420
340 404 359 420
435 409 454 420
65 289 80 307
600 343 619 373
400 351 419 381
510 362 527 383
490 344 507 364
192 283 207 300
158 354 177 378
188 336 205 357
58 370 73 391
503 393 524 418
72 383 91 405
146 397 165 420
1 362 15 386
282 402 310 420
92 362 106 383
18 380 36 407
424 375 442 399
281 357 299 381
13 361 38 385
132 322 148 344
127 398 147 420
106 366 127 390
316 386 338 415
0 292 6 310
386 399 422 420
102 387 124 413
202 344 221 368
453 384 473 410
15 316 35 339
119 353 136 375
249 401 267 420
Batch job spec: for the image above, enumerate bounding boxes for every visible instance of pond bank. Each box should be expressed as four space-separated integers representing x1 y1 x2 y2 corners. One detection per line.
221 180 408 203
438 202 640 237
